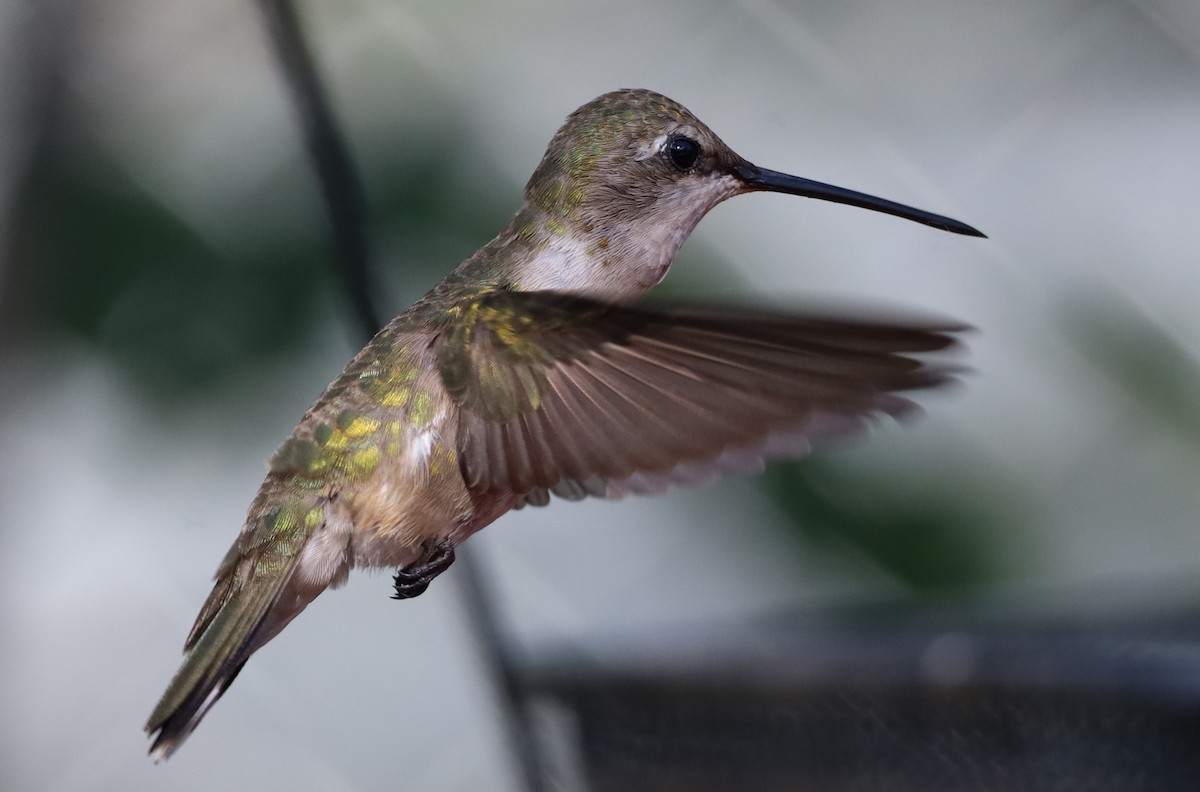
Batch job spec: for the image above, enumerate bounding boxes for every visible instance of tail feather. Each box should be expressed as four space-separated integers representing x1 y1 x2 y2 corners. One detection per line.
145 566 295 760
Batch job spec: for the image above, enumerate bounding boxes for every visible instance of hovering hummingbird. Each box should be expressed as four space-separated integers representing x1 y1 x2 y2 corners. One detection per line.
146 88 983 759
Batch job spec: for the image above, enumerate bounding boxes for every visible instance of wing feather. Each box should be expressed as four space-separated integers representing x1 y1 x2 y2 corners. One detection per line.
438 291 962 505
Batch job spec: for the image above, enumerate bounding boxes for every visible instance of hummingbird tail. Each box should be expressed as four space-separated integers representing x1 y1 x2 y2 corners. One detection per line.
144 568 296 761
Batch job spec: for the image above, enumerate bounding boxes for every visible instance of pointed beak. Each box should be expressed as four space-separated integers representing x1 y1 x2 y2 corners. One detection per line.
734 164 985 238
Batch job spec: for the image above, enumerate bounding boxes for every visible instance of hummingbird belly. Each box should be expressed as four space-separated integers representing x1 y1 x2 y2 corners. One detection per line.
338 408 473 571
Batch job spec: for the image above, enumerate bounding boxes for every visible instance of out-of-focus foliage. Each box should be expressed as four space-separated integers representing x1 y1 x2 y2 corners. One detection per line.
1065 295 1200 451
15 141 325 397
6 128 513 402
765 457 1006 592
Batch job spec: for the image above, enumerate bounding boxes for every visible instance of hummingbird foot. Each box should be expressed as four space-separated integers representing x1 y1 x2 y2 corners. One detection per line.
391 540 456 599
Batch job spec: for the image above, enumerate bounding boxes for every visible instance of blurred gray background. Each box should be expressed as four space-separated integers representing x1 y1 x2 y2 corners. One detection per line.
2 0 1200 789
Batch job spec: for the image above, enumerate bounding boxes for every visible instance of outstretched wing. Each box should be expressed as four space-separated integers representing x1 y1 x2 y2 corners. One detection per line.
436 290 963 505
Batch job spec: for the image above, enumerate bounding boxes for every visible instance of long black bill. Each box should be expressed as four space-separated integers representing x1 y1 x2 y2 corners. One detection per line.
734 164 985 238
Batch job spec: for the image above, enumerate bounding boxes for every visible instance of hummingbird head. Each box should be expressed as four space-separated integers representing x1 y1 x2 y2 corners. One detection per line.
504 89 982 300
520 89 748 295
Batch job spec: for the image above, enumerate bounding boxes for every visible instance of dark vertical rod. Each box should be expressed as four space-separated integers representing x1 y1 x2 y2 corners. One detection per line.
257 0 382 341
254 3 545 790
453 546 547 792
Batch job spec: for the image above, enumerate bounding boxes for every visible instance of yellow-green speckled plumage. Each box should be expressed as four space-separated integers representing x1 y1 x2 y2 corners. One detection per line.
145 318 474 757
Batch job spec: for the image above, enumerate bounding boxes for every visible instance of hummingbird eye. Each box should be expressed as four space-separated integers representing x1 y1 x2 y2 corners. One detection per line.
664 135 701 171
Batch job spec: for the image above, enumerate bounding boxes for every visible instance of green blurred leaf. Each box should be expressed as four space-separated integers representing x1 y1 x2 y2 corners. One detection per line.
13 140 328 399
1063 293 1200 449
763 456 1002 592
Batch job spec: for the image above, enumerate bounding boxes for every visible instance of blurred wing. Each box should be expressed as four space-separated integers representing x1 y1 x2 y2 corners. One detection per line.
436 291 962 505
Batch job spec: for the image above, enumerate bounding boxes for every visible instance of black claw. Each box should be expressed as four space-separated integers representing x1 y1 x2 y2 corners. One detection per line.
391 540 456 600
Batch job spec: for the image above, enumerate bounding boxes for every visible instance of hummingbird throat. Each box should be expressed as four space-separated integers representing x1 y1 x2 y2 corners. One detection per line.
507 172 742 301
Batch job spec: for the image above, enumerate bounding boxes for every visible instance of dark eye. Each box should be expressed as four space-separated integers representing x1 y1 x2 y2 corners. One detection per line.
665 135 701 170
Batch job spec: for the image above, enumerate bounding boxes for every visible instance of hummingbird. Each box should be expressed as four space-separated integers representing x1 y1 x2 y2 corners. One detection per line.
145 88 983 759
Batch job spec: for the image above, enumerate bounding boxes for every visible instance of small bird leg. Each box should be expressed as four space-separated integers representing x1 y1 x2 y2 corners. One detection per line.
391 540 456 599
